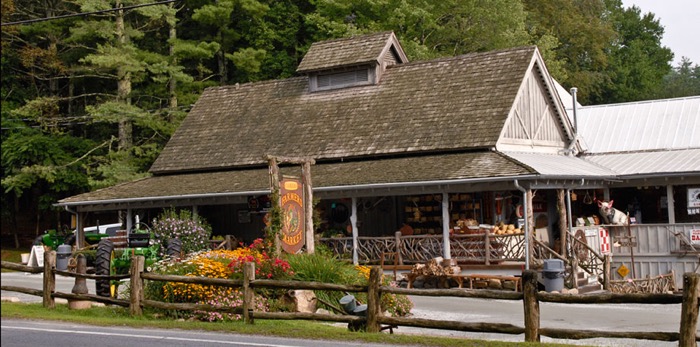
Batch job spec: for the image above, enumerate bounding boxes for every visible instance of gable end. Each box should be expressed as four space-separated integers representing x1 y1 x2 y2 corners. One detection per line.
498 62 571 153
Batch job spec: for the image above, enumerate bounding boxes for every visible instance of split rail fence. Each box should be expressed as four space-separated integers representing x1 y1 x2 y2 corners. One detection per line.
1 251 699 346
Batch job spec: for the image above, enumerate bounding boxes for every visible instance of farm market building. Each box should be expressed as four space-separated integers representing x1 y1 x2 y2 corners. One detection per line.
57 32 700 286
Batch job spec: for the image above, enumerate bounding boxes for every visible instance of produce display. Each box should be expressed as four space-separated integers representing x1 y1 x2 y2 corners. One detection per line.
492 222 522 235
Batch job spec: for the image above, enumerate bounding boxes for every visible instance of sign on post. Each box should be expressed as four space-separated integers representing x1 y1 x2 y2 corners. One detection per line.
280 177 305 254
690 229 700 245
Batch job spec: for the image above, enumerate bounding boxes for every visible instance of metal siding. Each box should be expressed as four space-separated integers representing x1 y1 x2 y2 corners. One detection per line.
609 224 700 289
584 149 700 175
503 152 617 176
575 96 700 153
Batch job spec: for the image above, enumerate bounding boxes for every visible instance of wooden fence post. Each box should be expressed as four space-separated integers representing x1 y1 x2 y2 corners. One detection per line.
43 250 56 309
243 262 256 324
69 254 90 310
522 270 540 342
366 266 382 333
679 272 699 347
129 256 145 316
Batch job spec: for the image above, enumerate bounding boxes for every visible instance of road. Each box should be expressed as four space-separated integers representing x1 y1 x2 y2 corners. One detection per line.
1 272 695 346
0 318 405 347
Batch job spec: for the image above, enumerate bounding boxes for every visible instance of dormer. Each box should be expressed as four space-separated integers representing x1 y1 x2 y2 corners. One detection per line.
296 31 408 92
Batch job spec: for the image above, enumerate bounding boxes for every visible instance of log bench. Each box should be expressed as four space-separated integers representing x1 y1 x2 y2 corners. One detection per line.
450 273 522 292
406 273 522 291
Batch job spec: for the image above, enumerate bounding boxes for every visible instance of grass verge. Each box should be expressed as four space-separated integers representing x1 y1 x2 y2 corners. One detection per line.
1 302 582 347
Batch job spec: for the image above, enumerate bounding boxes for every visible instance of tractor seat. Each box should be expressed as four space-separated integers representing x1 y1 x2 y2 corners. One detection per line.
128 233 150 248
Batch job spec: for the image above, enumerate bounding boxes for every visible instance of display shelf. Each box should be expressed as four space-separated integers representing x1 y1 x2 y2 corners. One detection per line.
401 194 483 235
448 193 482 226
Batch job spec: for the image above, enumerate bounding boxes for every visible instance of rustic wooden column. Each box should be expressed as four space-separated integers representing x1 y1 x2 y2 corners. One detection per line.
351 197 359 265
679 272 699 347
302 161 314 253
526 189 535 268
603 254 611 291
522 270 540 342
129 255 145 316
243 262 256 324
394 231 404 265
556 189 567 256
484 227 491 265
43 251 56 309
267 157 281 256
366 266 383 333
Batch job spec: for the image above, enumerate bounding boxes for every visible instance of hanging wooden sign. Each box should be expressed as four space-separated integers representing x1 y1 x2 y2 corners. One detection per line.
280 177 305 253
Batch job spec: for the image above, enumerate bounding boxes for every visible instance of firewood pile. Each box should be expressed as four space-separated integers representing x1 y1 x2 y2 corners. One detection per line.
410 257 461 276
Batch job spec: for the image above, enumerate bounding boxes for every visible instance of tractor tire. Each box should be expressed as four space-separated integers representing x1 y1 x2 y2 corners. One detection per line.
95 239 115 298
166 238 182 260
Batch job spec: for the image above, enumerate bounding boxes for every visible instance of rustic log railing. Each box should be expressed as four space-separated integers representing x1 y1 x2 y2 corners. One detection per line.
2 253 699 346
321 230 615 290
320 232 528 265
567 230 605 276
609 271 677 294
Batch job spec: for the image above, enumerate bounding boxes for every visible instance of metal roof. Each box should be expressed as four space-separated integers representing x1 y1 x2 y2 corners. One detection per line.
582 148 700 177
503 152 616 177
574 96 700 154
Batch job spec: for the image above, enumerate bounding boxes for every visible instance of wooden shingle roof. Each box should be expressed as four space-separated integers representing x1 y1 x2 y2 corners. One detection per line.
150 45 537 174
296 31 405 72
60 152 534 204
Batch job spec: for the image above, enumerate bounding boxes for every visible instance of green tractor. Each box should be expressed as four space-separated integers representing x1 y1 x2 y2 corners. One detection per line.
94 224 182 298
33 223 121 250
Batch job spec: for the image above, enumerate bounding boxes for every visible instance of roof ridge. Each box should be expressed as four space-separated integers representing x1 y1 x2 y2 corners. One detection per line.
206 76 307 92
387 45 536 69
309 31 394 45
580 95 700 109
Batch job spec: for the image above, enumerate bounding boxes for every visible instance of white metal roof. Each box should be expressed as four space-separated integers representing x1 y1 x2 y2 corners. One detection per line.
583 148 700 176
573 96 700 154
503 152 616 177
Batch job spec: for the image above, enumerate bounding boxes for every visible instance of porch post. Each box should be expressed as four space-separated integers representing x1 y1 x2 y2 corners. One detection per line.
666 185 675 224
75 213 83 249
442 192 451 259
557 190 567 256
351 197 358 265
192 205 198 219
566 188 573 238
302 161 314 253
514 180 530 270
526 189 534 269
126 209 133 232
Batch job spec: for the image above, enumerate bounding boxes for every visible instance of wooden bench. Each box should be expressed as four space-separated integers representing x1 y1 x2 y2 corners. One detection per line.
450 273 522 292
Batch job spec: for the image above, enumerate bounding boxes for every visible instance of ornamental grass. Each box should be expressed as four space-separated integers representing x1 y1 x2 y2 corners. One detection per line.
145 240 411 321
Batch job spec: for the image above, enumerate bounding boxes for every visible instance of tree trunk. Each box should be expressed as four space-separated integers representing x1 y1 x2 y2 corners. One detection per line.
168 2 177 111
115 0 132 151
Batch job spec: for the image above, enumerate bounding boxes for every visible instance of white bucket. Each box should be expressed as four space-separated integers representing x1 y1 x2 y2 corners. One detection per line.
21 253 30 264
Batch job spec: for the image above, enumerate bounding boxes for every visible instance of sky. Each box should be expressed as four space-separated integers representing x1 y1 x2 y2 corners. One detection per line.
622 0 700 66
